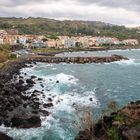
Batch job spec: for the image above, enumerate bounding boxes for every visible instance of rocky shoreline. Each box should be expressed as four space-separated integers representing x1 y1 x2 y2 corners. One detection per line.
0 54 129 139
75 101 140 140
0 60 55 127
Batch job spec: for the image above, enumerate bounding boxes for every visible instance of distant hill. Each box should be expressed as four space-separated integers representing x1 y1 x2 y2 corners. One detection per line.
0 17 139 40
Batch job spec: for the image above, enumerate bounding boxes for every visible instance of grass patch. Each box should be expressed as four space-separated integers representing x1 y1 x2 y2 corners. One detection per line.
0 44 16 63
32 48 68 53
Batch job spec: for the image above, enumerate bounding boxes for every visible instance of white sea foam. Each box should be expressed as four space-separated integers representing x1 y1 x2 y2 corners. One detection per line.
113 59 140 66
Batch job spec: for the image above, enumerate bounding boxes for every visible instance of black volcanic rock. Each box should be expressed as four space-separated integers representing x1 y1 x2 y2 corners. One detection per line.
75 100 140 140
0 132 13 140
18 79 24 85
40 110 50 116
11 115 41 128
31 75 37 79
43 103 53 108
26 79 35 85
48 98 53 102
38 78 43 81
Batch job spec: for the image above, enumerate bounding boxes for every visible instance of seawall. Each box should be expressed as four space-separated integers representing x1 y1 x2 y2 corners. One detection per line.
25 55 128 64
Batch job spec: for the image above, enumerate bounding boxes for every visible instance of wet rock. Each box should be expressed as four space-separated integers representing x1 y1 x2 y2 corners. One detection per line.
33 90 40 93
23 104 28 108
89 98 93 101
40 110 50 116
19 79 24 85
31 75 37 79
42 95 46 98
15 96 22 104
31 93 37 98
4 120 11 127
11 115 41 128
0 132 13 140
43 103 53 108
48 98 53 102
19 76 23 79
38 78 43 81
40 84 44 88
32 97 39 101
75 129 93 140
26 79 35 85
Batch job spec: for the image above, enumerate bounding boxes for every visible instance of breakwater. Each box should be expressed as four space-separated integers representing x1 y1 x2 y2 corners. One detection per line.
25 55 128 63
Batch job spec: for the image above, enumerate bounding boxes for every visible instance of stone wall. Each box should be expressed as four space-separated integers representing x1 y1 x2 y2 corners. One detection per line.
26 55 128 64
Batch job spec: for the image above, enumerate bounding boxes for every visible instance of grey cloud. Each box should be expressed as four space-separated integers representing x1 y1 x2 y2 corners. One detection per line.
0 0 60 7
1 0 57 7
1 0 140 12
77 0 140 12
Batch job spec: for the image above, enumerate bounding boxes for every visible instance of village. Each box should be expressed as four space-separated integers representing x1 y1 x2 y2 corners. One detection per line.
0 29 139 49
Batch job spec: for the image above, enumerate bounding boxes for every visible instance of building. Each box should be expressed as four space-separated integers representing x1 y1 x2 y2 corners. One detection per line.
46 40 56 48
31 40 46 48
122 39 139 46
64 38 76 48
0 38 4 44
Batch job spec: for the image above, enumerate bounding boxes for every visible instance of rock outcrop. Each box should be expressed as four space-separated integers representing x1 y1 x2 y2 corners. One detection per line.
0 132 13 140
11 115 41 128
75 101 140 140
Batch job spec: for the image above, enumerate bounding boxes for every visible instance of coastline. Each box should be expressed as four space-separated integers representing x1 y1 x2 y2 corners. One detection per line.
0 52 134 139
0 55 127 127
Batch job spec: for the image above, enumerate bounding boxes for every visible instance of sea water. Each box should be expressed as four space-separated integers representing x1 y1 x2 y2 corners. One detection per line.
1 49 140 140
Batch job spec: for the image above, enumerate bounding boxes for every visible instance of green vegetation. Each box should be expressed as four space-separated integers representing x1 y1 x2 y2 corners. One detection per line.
32 47 87 53
0 48 10 63
47 34 59 40
107 127 122 140
0 44 16 64
32 48 66 53
0 63 5 69
9 54 17 60
0 17 140 41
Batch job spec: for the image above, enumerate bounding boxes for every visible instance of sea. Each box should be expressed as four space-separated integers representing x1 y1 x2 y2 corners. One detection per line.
0 49 140 140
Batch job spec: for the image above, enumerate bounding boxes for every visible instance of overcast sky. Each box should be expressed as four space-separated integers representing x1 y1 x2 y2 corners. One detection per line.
0 0 140 27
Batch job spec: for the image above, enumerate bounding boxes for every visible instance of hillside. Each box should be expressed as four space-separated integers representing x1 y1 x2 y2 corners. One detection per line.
0 17 139 40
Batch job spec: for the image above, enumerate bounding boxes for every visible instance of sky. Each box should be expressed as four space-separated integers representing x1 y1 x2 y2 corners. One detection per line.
0 0 140 27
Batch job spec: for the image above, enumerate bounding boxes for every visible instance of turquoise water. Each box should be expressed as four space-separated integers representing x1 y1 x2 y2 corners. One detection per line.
1 49 140 140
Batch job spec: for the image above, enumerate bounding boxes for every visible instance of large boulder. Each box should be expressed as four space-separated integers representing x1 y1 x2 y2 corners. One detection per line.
121 101 140 121
0 132 13 140
26 79 35 85
122 127 140 140
43 103 53 108
31 76 37 79
11 115 41 128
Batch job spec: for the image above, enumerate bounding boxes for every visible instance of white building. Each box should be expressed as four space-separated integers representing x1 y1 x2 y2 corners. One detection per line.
64 38 76 48
0 38 4 44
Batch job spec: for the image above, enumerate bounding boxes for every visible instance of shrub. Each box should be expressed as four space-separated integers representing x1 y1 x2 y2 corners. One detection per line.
107 127 122 140
0 51 9 63
9 54 17 60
